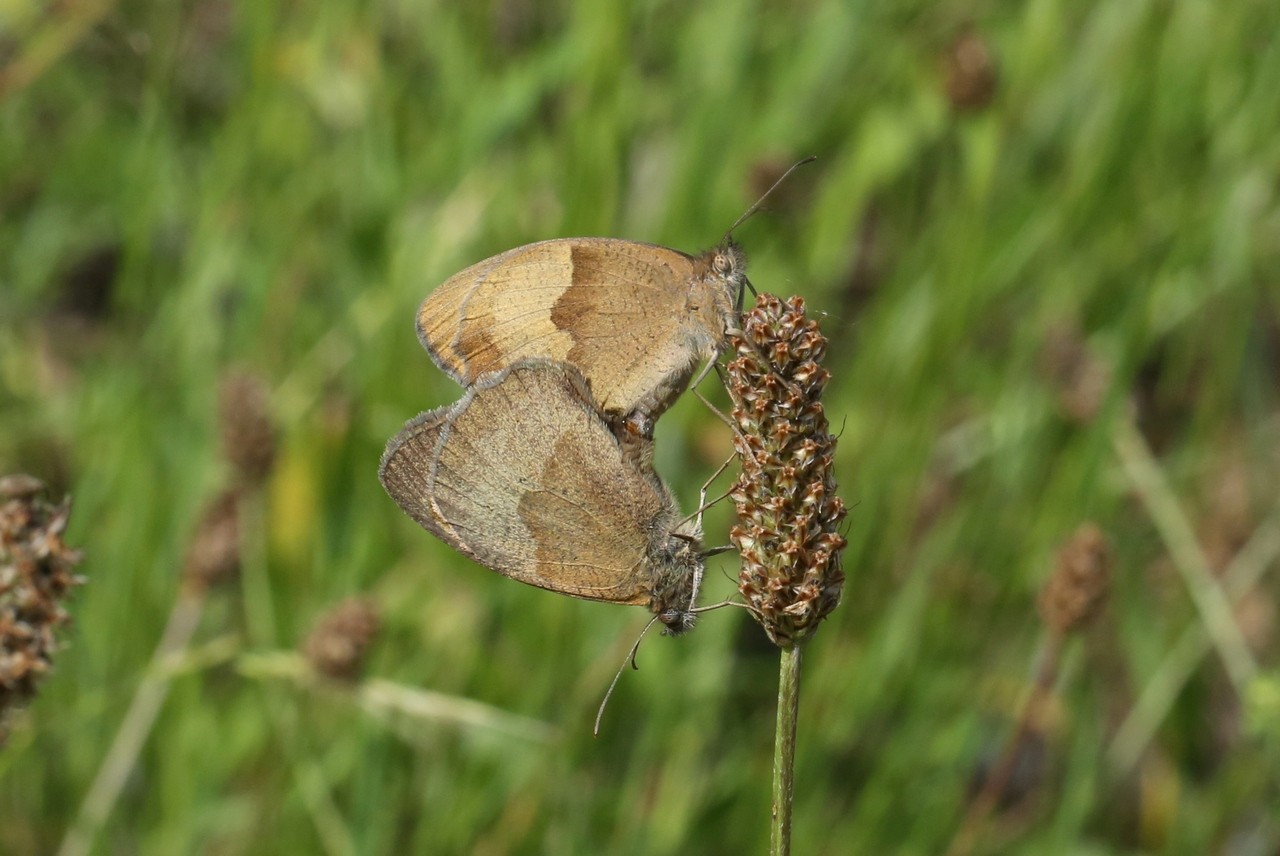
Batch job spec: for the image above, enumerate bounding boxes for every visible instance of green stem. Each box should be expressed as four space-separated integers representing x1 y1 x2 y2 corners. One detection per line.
58 587 207 856
772 643 803 856
945 633 1063 856
1108 511 1280 777
1111 419 1256 689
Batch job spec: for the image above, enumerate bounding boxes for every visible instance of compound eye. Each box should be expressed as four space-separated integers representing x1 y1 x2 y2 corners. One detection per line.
713 253 733 275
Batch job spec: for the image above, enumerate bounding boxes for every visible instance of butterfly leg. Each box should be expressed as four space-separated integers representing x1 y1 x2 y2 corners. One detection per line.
676 451 736 534
688 352 720 393
696 452 736 530
689 359 740 432
689 449 746 612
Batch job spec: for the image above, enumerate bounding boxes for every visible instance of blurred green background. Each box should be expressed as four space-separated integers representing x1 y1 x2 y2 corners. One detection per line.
3 0 1280 853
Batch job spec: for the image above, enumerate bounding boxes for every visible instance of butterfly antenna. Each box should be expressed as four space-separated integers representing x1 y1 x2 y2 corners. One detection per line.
594 614 661 736
722 155 817 243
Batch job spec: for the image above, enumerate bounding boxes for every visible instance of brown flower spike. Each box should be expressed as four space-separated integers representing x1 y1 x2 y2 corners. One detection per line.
303 597 381 682
727 295 846 647
1038 522 1111 637
218 370 277 488
182 488 242 591
0 475 84 742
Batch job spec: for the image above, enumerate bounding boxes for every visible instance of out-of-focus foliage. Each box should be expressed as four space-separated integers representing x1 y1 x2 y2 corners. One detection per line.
2 0 1279 852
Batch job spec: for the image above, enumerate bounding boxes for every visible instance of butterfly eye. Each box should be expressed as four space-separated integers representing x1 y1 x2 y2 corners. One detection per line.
659 608 683 626
713 253 732 275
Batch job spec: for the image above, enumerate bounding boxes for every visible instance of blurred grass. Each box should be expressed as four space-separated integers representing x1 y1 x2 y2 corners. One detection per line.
2 0 1280 852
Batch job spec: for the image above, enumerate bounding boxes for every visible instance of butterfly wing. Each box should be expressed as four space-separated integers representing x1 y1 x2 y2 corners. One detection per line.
379 359 669 604
416 238 703 417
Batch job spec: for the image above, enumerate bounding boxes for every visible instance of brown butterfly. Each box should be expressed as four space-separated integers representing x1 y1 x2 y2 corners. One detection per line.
415 158 814 435
417 238 743 436
378 358 704 633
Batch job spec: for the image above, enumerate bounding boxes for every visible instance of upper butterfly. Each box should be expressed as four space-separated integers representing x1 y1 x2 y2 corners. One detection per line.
416 237 746 432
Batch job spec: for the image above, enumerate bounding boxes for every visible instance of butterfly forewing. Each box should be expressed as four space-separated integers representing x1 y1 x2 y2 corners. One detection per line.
417 238 703 417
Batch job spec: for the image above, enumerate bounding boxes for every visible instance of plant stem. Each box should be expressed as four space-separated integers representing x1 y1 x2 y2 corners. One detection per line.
1111 418 1256 689
946 633 1063 856
1109 510 1280 777
58 586 207 856
772 643 803 856
0 0 117 100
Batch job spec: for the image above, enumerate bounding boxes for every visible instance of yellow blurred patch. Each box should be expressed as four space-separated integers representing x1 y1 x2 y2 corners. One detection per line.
268 438 319 567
